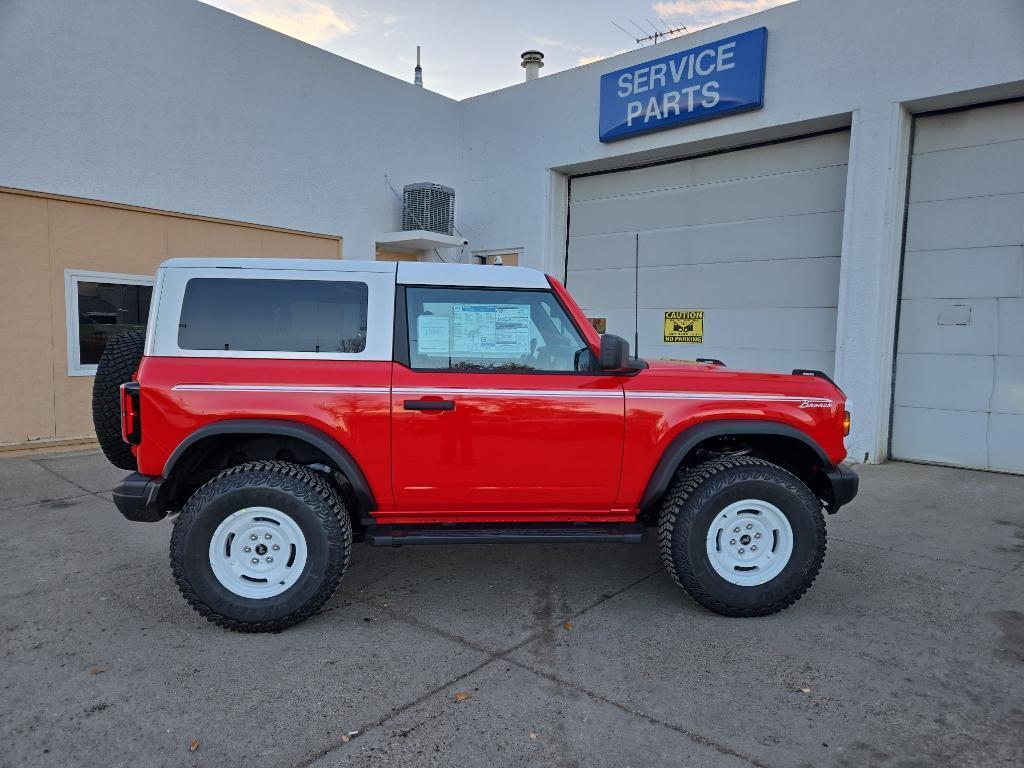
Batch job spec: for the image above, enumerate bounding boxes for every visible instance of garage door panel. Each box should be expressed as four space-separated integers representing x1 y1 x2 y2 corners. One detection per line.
568 211 843 274
893 353 993 412
997 299 1024 355
909 139 1024 203
991 356 1024 415
571 132 851 204
642 307 836 350
570 165 847 238
905 193 1024 252
568 268 638 311
912 101 1024 154
567 232 641 272
893 101 1024 473
891 406 989 467
637 212 843 266
901 246 1023 299
637 258 839 309
896 298 997 355
989 413 1024 473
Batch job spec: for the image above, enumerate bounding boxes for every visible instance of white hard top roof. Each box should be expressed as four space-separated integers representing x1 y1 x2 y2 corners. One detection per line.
158 258 550 288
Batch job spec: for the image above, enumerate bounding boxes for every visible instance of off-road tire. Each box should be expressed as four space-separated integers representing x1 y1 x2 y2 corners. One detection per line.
658 456 826 617
91 330 145 470
170 461 352 632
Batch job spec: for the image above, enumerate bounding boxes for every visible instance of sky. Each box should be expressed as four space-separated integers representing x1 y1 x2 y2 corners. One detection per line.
199 0 793 100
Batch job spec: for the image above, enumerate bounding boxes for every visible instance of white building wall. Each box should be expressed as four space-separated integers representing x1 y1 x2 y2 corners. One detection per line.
458 0 1024 462
2 0 1023 464
0 0 461 259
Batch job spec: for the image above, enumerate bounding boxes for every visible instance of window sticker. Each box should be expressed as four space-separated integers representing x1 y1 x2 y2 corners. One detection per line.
452 304 531 358
416 314 451 355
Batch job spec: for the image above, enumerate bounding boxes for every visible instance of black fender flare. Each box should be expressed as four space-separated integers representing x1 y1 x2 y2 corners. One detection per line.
638 420 831 510
163 419 377 512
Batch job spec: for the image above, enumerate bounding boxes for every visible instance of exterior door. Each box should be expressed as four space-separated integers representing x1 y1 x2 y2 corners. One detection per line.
566 131 849 374
891 101 1024 472
391 285 625 519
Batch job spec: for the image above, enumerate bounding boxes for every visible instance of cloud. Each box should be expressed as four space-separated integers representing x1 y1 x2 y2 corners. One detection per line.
205 1 355 46
653 0 794 29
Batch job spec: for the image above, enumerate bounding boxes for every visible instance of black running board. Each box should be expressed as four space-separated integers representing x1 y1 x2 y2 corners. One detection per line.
365 523 646 547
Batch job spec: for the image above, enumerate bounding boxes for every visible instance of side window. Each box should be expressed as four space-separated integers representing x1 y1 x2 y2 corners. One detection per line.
405 287 595 373
65 270 154 376
178 278 368 353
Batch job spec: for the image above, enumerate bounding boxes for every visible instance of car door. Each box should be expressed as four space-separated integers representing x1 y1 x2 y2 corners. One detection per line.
390 283 625 520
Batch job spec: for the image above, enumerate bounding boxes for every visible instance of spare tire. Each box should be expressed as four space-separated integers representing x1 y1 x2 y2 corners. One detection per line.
91 330 145 470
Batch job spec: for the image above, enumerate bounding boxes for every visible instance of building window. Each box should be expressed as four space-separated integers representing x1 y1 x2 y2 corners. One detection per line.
65 270 154 376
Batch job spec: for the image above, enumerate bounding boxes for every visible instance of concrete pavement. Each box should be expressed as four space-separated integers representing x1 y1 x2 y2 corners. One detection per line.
1 450 1022 767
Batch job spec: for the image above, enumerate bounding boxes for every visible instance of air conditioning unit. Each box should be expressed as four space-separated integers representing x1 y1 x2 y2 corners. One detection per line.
402 183 455 236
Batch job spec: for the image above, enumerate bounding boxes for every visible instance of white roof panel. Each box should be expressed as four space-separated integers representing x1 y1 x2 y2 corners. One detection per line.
159 258 395 273
397 262 549 288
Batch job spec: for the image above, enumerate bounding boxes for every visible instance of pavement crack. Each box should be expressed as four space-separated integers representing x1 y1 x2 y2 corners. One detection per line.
30 458 111 500
507 656 772 768
296 566 674 767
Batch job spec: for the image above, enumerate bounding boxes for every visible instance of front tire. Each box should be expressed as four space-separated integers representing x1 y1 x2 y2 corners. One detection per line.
170 461 352 632
658 457 826 617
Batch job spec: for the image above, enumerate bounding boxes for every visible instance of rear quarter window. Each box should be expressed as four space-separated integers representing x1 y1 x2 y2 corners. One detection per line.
177 278 368 353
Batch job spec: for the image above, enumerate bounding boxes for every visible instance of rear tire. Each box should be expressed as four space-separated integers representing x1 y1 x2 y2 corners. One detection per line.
170 461 352 632
658 456 826 617
91 330 145 470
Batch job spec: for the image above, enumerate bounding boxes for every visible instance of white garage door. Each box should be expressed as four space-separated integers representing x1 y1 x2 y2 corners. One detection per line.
892 101 1024 473
566 131 849 374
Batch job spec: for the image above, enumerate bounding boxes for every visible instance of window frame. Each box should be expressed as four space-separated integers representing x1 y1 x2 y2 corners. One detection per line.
148 266 395 362
64 269 155 377
394 284 599 375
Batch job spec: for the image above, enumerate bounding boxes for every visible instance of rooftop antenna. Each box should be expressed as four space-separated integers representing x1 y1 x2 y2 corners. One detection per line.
413 45 423 87
612 19 686 46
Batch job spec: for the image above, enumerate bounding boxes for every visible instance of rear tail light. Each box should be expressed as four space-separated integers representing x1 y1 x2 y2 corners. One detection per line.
120 382 141 445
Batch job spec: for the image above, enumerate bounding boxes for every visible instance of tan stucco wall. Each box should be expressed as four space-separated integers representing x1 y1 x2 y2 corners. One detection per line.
0 188 341 448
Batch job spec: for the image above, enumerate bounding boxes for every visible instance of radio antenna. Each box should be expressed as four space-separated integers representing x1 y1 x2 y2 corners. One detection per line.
633 233 640 359
611 19 687 46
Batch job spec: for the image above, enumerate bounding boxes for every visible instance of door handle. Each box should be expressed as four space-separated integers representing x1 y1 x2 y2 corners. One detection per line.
403 399 455 411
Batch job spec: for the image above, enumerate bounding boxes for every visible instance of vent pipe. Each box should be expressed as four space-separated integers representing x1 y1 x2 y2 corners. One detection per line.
414 45 423 87
521 50 544 81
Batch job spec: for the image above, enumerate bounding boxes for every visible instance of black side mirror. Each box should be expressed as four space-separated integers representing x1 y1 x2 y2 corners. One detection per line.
598 334 630 370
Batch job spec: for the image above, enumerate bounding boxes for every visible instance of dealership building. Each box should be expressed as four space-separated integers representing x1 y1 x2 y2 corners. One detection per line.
1 0 1023 474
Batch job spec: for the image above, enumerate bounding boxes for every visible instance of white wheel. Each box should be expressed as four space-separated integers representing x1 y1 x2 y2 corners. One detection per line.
705 499 794 586
208 506 308 599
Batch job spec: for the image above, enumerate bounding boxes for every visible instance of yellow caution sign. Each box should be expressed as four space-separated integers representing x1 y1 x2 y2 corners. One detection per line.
664 310 704 343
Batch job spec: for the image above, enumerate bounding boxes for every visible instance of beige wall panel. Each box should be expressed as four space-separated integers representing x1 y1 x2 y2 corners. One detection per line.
165 217 263 258
48 199 168 271
376 247 420 262
0 192 55 444
47 200 170 440
261 229 341 260
1 189 342 446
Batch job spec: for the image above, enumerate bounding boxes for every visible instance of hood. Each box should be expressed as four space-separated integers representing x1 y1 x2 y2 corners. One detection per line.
638 358 845 402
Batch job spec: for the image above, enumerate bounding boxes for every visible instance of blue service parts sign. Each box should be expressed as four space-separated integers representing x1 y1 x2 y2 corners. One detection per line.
599 27 767 142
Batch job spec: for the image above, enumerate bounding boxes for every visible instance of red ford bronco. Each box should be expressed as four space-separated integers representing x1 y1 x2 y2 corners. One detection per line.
94 258 857 632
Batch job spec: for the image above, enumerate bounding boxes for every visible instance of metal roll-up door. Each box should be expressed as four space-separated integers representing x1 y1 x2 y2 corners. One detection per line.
566 130 849 374
892 100 1024 473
